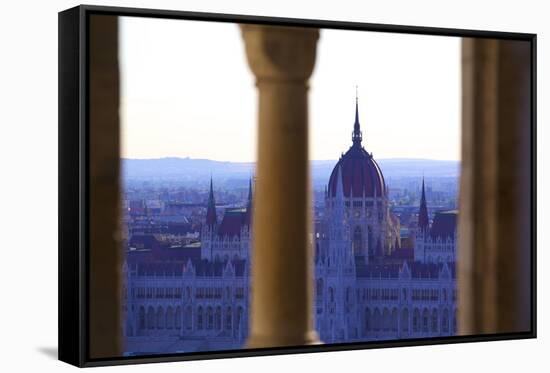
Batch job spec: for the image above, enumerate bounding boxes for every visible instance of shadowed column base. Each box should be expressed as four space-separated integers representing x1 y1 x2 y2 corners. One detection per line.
246 330 322 349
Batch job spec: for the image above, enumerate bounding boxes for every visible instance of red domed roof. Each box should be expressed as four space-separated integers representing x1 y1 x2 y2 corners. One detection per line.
327 99 386 198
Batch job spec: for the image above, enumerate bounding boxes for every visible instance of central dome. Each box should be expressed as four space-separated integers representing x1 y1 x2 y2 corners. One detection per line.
327 99 386 198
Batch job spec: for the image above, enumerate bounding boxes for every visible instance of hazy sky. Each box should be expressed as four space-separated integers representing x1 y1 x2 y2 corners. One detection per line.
120 17 461 162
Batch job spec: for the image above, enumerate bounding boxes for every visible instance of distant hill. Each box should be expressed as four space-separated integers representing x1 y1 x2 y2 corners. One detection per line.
122 157 459 184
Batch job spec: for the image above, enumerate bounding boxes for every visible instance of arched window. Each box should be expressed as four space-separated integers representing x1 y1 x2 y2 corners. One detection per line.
365 308 371 332
197 306 203 330
175 306 182 329
139 306 145 330
206 306 213 330
215 306 222 330
391 308 398 332
225 306 232 330
453 309 458 334
373 308 381 332
413 308 420 333
383 308 390 331
316 278 324 300
422 308 429 333
166 306 174 329
185 306 192 330
147 306 155 330
442 308 449 333
353 226 362 255
156 306 164 329
186 287 191 300
236 306 243 331
431 309 438 333
329 287 334 303
401 308 409 333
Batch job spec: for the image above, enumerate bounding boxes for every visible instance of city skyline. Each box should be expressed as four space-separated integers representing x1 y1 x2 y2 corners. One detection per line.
122 96 459 354
120 17 461 162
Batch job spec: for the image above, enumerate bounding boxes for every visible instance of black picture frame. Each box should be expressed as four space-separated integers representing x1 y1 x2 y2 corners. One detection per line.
58 4 537 368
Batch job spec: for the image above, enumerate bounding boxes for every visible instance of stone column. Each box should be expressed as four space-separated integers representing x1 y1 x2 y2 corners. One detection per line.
240 25 321 348
459 38 532 335
89 15 122 358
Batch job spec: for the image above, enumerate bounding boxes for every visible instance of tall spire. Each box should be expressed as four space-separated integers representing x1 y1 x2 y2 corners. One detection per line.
352 86 362 146
244 176 253 226
206 177 217 227
418 177 429 231
247 176 253 204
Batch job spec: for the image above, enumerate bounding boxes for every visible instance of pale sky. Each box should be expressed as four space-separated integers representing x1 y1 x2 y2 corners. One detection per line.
120 16 461 162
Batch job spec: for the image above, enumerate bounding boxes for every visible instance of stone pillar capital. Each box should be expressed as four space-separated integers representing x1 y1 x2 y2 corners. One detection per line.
240 25 319 84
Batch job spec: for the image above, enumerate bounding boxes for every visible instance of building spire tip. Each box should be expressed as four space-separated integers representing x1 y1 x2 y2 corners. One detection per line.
352 86 362 145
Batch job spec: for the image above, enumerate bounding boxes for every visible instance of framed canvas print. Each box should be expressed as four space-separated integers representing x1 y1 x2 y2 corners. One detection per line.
58 5 536 367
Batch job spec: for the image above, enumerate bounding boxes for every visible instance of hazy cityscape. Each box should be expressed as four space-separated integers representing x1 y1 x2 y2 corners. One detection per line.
121 106 459 355
118 16 460 357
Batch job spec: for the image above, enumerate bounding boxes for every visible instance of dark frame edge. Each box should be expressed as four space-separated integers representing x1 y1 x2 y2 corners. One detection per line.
81 331 535 368
530 34 537 339
78 3 536 40
58 5 86 368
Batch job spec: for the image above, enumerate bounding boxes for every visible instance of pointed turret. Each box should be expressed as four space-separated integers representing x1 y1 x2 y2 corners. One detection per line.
247 176 253 204
418 178 429 231
205 177 217 227
244 176 253 226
